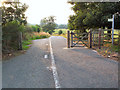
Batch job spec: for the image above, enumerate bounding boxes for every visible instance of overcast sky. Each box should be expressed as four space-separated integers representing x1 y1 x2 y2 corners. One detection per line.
20 0 74 25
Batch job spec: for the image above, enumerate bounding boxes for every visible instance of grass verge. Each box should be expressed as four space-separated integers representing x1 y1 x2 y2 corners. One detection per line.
3 32 50 60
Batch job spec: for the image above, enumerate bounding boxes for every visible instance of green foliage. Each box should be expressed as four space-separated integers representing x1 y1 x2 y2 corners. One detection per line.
2 21 25 52
22 40 32 50
54 29 67 34
40 16 57 35
110 45 119 52
1 2 28 25
68 2 120 32
33 32 50 40
56 24 68 29
58 30 63 35
31 25 41 32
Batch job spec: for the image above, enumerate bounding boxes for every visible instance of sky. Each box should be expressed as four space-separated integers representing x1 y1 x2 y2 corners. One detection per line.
19 0 74 25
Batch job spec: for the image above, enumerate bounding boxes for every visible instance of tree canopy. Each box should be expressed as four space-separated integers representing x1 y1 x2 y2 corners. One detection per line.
68 2 120 32
1 2 28 25
40 16 57 34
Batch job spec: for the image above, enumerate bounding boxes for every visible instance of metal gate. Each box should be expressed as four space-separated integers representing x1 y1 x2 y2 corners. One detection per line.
67 30 92 48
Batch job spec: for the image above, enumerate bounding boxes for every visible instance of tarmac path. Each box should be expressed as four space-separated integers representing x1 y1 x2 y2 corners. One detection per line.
2 36 118 88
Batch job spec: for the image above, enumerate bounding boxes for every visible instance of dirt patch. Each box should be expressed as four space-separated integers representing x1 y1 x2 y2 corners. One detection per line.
2 50 26 61
92 46 118 61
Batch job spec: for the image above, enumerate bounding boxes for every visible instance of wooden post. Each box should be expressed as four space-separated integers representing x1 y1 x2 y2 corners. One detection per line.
118 33 120 61
89 29 92 48
71 32 73 47
18 32 22 50
99 28 101 49
93 31 94 46
67 30 70 48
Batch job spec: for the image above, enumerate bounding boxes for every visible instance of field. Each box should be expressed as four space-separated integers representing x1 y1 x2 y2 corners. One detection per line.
54 29 68 34
53 29 68 38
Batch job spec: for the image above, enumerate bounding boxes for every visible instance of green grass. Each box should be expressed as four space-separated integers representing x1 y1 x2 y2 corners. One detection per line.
53 29 68 38
54 29 68 34
22 32 50 50
110 45 119 52
22 40 32 50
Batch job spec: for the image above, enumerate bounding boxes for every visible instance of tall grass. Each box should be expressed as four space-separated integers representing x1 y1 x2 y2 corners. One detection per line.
33 32 50 39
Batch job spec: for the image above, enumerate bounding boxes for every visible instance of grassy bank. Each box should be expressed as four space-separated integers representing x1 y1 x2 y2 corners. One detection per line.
2 32 50 60
22 32 50 50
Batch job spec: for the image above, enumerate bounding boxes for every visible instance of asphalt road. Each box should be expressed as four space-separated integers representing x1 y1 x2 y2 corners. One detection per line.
2 36 118 88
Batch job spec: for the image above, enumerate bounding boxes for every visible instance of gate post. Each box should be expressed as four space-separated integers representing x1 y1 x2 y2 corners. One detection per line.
71 32 73 47
89 29 92 48
18 32 22 50
98 28 101 49
67 30 70 48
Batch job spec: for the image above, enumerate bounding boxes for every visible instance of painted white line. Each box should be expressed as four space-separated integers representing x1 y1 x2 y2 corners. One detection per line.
63 47 74 49
44 55 48 59
84 47 88 48
49 38 61 88
93 50 97 53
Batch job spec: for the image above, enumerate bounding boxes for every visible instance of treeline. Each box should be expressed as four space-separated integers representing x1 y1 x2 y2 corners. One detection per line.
1 2 42 54
40 16 56 35
56 24 68 29
68 2 120 32
40 16 68 34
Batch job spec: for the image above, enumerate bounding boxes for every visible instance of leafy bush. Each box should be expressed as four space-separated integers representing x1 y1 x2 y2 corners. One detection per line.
2 21 25 53
33 32 50 39
58 30 63 35
22 26 34 40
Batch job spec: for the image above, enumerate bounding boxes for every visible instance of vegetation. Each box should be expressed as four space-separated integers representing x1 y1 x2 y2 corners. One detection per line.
53 29 68 38
1 2 28 25
40 16 57 35
68 2 120 32
54 29 67 34
56 24 68 29
1 1 49 57
22 32 50 50
30 24 41 32
32 32 50 39
58 30 63 35
2 20 25 53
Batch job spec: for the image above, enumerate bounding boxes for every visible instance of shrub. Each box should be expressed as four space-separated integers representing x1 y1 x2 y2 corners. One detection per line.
2 21 25 53
22 26 34 40
33 32 50 39
58 30 63 35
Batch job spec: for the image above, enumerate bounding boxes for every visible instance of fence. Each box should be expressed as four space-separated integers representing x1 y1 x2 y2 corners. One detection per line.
92 29 120 49
67 29 120 50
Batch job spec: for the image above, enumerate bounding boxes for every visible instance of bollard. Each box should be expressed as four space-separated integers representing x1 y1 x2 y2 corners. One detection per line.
67 31 70 48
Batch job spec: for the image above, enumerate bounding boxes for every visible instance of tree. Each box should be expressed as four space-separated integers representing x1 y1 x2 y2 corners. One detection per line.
68 2 120 32
2 20 25 51
58 30 63 35
40 16 57 35
1 2 28 26
57 24 68 29
1 1 28 51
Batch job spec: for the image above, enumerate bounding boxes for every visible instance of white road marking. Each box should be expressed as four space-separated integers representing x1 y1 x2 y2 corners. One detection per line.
93 50 97 53
63 47 74 49
49 38 61 88
44 55 48 59
84 47 88 48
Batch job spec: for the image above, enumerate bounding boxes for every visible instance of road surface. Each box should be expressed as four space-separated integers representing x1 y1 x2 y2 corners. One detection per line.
2 36 118 88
